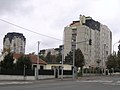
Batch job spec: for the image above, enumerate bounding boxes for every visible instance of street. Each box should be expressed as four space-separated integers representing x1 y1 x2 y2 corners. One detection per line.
0 76 120 90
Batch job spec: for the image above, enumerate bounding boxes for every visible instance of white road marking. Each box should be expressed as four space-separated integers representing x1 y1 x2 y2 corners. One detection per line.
77 80 113 83
77 80 120 86
0 82 32 85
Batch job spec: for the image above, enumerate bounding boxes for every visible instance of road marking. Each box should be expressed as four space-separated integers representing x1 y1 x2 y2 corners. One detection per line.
103 82 120 86
77 80 113 83
77 80 120 86
103 81 120 86
0 82 32 85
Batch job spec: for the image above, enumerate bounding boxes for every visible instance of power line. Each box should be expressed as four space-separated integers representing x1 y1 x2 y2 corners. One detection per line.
0 19 62 41
0 19 89 45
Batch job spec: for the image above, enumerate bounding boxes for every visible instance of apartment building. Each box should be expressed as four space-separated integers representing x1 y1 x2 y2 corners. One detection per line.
64 15 112 68
40 45 63 57
3 32 26 54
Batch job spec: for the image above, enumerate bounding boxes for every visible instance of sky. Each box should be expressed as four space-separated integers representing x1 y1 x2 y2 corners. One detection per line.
0 0 120 54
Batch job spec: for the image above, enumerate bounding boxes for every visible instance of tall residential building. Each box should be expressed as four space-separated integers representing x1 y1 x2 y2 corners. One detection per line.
3 32 26 54
64 15 112 68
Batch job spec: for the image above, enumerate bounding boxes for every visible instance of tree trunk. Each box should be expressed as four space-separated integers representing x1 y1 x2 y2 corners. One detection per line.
80 67 83 77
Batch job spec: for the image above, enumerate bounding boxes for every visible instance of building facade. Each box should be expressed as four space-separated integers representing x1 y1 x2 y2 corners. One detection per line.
40 45 63 57
64 15 112 68
3 32 26 54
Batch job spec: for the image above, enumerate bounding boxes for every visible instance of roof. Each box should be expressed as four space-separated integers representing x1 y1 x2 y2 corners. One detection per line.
28 54 47 65
13 53 47 65
13 53 22 59
4 32 26 43
70 20 80 27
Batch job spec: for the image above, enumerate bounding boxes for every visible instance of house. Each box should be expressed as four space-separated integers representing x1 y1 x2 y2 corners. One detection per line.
44 62 72 70
13 53 47 69
1 52 71 71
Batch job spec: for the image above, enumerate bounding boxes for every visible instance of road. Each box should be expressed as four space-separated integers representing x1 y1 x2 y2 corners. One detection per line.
0 76 120 90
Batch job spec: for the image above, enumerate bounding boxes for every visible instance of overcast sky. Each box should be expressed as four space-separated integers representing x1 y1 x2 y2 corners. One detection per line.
0 0 120 54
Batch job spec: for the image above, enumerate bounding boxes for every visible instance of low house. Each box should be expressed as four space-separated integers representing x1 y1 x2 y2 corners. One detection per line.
28 54 47 69
13 53 47 69
44 62 72 70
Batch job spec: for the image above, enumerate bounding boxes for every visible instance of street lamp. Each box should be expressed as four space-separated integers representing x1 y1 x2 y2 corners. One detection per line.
113 40 120 55
71 39 92 79
71 27 77 79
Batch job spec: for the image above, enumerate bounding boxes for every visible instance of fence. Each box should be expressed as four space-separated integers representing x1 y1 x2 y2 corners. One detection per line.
0 68 72 77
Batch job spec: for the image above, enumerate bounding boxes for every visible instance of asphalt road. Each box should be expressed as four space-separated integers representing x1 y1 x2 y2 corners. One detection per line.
0 76 120 90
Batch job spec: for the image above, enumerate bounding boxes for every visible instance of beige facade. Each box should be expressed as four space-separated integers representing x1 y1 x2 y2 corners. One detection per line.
100 25 112 68
44 48 59 56
63 15 112 68
44 64 72 70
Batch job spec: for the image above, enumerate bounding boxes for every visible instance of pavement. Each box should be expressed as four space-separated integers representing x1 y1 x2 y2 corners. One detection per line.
0 80 33 85
78 75 120 81
0 75 120 85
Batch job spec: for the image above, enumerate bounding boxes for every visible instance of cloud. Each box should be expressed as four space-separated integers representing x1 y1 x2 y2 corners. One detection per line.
0 0 120 53
0 0 33 16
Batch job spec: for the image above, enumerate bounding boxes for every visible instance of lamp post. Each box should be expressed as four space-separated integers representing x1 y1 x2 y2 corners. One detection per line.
71 27 77 79
71 39 92 79
113 40 120 55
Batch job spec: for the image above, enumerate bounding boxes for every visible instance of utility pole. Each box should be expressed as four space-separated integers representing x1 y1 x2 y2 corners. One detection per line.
72 45 75 79
23 64 26 80
36 41 40 80
61 45 64 80
71 27 77 79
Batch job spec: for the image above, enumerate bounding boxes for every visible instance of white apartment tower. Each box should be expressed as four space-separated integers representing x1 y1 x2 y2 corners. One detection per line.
3 32 26 54
64 15 112 68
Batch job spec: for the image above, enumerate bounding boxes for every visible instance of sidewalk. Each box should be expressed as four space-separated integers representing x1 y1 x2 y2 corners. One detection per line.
78 75 120 81
0 75 120 85
0 80 33 85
